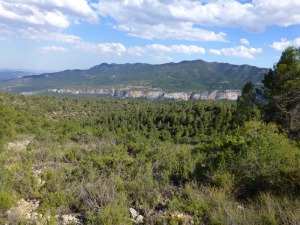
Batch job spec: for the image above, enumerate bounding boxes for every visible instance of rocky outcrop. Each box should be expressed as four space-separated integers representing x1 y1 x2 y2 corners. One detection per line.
129 208 144 224
6 199 82 225
163 92 190 101
143 91 164 99
190 90 241 100
47 88 241 100
6 199 43 224
61 213 82 225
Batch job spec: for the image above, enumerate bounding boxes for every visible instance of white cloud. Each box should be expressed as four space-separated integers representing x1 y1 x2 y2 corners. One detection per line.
128 44 205 60
240 38 250 45
209 46 262 59
129 44 205 55
127 46 146 57
117 23 226 42
75 42 126 56
27 0 98 23
94 0 300 42
93 1 227 42
169 45 206 55
270 38 300 51
20 28 81 43
0 0 98 43
209 49 222 55
12 25 127 57
0 0 98 28
0 1 68 29
38 45 68 52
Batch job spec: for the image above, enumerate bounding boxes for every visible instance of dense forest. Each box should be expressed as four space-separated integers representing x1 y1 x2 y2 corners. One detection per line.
0 47 299 224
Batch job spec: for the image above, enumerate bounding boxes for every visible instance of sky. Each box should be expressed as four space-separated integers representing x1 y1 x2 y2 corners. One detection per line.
0 0 300 72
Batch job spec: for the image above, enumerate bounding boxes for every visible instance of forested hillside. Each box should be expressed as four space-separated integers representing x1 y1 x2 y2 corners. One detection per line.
0 91 299 224
0 60 266 93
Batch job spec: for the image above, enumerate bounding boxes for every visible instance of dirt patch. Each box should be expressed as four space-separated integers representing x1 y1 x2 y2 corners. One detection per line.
7 138 33 151
6 199 43 224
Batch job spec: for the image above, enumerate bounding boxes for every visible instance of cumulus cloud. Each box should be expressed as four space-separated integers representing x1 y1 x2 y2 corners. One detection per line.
240 38 250 45
128 44 205 60
38 45 68 52
0 2 69 29
26 0 98 23
75 42 126 56
169 45 206 55
0 0 98 44
270 38 300 51
0 0 98 30
93 0 300 42
127 46 146 57
93 0 227 42
209 46 262 59
209 49 222 55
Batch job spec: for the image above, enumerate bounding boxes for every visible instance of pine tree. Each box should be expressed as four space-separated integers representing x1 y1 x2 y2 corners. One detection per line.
262 46 300 139
236 81 259 124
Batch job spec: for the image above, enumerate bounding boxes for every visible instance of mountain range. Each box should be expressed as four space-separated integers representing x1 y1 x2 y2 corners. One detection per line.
0 60 268 99
0 69 45 81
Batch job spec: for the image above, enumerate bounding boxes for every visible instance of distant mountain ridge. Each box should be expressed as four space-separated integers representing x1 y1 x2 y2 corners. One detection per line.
0 69 38 81
0 60 268 95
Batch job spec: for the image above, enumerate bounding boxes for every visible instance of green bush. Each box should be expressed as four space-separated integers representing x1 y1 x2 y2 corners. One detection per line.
196 121 300 197
0 192 14 213
85 198 130 225
232 122 300 196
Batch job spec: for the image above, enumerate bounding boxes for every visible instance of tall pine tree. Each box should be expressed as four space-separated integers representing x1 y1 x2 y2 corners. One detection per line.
262 46 300 139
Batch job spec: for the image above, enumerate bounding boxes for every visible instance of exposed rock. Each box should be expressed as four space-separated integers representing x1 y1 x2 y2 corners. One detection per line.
31 167 46 187
129 208 144 224
48 88 241 101
20 91 41 95
6 199 42 223
216 89 241 100
237 205 245 210
114 90 126 98
7 139 32 151
61 213 82 225
135 215 144 224
190 90 241 100
169 212 194 224
143 91 164 99
125 90 144 98
163 92 190 101
6 199 82 225
129 207 139 219
191 90 219 100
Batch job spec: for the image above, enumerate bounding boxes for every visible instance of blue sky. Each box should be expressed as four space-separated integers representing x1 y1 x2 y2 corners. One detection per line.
0 0 300 72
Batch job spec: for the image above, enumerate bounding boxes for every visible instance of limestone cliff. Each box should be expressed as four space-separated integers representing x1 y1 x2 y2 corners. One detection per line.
47 88 241 100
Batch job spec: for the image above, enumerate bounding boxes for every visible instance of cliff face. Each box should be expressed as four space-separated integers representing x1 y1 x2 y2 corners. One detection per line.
47 88 241 100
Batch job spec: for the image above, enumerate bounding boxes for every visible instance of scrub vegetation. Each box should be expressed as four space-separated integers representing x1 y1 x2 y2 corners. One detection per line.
0 47 299 224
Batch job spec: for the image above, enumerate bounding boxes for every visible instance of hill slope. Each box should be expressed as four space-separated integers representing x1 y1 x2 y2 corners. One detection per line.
0 60 267 93
0 93 299 224
0 69 41 81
